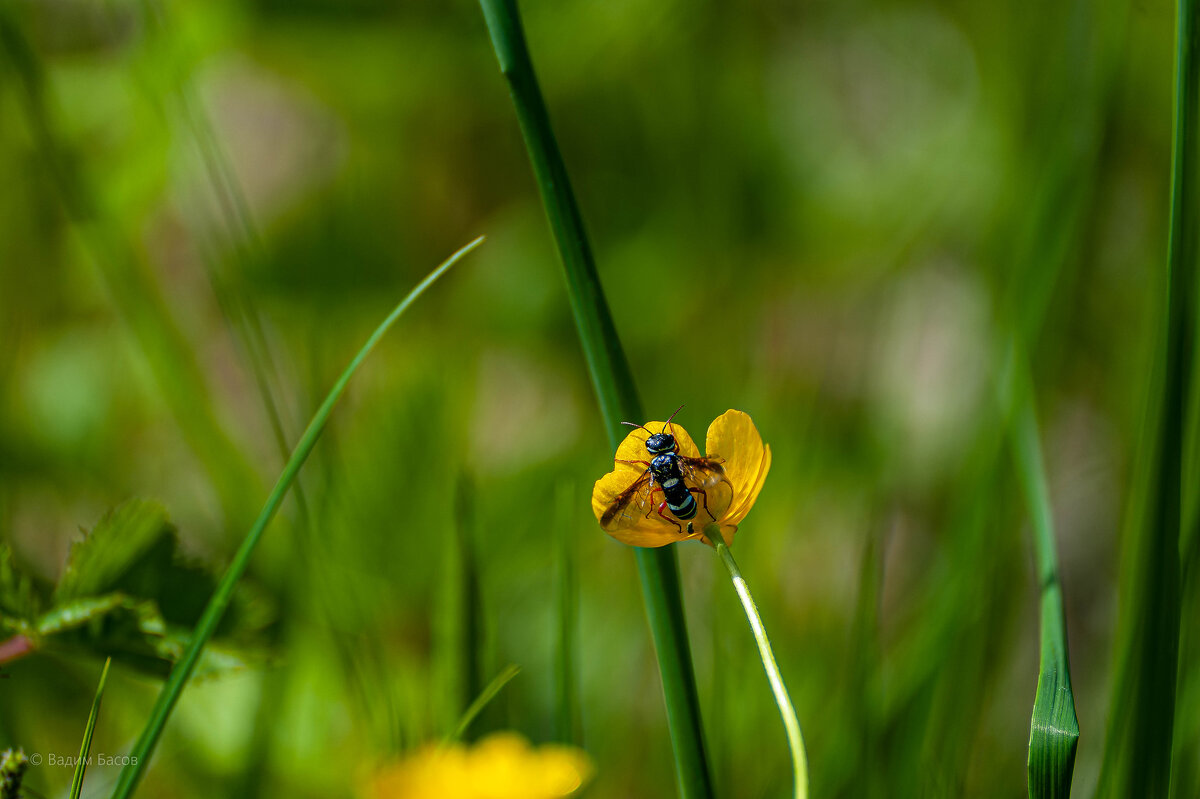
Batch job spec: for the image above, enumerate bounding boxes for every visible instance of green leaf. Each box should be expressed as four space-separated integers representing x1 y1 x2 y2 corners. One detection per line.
55 498 271 635
55 500 175 603
0 500 275 678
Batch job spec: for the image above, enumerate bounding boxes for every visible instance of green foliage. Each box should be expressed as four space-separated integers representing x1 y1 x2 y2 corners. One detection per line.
0 500 269 677
0 0 1197 796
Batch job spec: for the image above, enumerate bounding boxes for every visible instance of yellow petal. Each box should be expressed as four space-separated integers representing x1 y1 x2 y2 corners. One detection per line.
368 733 592 799
605 522 699 548
704 410 770 526
724 444 770 526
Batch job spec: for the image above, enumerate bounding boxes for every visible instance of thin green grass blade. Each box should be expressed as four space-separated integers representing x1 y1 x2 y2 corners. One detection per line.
1010 374 1079 799
476 3 713 796
446 664 521 744
69 657 112 799
108 238 483 799
1098 0 1197 794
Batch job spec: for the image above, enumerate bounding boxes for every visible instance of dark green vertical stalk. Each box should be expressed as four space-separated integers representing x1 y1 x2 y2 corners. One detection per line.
1099 0 1196 794
476 2 714 796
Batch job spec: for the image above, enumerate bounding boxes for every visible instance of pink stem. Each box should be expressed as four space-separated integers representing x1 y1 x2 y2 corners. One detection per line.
0 634 33 666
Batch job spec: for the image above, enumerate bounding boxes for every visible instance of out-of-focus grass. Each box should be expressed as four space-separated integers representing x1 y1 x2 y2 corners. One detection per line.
0 0 1191 797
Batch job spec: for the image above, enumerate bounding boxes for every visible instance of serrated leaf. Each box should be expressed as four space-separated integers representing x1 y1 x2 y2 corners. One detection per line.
35 594 139 636
54 499 271 639
38 593 259 679
23 500 275 678
55 500 174 603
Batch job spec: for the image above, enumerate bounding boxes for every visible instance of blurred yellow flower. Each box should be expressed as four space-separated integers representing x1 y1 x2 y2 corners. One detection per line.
591 409 771 547
367 733 592 799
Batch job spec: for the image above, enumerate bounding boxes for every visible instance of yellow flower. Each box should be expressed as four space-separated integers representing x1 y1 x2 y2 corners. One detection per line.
591 409 771 547
367 732 592 799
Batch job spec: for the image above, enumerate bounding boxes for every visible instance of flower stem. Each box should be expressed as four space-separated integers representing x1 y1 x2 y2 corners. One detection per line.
713 536 808 799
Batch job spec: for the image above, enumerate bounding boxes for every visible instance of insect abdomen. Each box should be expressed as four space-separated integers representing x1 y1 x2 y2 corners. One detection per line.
661 475 697 520
667 491 697 520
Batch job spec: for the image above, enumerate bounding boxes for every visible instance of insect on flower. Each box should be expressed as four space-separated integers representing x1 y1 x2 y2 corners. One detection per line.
593 408 770 548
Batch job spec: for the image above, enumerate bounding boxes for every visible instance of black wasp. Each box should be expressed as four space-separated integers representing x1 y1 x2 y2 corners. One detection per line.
599 406 728 535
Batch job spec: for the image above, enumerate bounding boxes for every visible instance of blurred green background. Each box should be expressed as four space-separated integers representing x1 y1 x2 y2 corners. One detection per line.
0 0 1190 796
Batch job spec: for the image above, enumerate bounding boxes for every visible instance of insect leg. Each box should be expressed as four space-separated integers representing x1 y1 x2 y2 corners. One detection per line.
656 500 684 533
643 485 662 518
687 485 716 521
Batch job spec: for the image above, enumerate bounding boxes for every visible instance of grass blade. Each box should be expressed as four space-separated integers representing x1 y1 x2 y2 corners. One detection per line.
70 657 112 799
1010 375 1079 798
476 3 714 796
1098 0 1197 794
445 664 522 744
108 237 483 799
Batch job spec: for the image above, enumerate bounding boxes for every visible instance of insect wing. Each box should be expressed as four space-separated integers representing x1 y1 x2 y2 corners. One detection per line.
677 457 735 522
678 457 728 490
599 470 656 532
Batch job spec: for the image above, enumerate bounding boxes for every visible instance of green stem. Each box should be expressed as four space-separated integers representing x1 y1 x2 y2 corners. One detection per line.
713 535 808 799
476 1 714 796
108 238 483 799
1100 0 1194 794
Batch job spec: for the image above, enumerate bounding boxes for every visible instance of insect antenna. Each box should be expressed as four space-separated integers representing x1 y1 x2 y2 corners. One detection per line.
621 420 653 435
663 404 685 433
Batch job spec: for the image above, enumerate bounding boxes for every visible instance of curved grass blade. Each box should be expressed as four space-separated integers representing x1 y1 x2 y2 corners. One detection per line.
1098 0 1196 794
70 657 113 799
476 3 714 796
446 664 521 744
1010 379 1079 798
108 237 483 799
